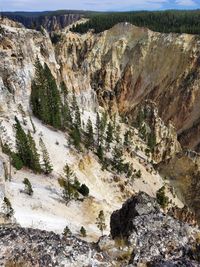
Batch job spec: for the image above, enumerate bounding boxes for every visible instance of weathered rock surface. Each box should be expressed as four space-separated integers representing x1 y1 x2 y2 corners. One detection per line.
159 150 200 224
0 225 113 267
110 192 200 266
3 12 83 32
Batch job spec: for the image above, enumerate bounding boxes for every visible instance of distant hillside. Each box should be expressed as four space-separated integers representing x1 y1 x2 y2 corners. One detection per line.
71 10 200 34
1 10 90 31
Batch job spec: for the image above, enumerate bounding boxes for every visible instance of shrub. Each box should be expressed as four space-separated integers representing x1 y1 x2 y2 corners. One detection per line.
156 186 169 209
23 178 33 196
63 225 71 236
80 226 87 237
78 184 89 197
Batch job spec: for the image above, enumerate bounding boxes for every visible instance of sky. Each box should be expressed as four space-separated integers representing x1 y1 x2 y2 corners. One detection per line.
0 0 199 12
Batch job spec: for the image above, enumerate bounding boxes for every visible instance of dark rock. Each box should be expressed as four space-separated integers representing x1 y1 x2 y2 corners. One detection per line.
110 192 160 239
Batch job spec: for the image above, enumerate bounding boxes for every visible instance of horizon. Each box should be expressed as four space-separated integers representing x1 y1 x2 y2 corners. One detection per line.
1 0 199 12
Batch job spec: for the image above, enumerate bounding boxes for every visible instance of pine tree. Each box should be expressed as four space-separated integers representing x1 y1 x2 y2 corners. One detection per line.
31 58 62 129
72 89 81 128
96 112 101 145
14 117 30 166
85 118 94 150
59 163 78 201
97 144 104 162
27 130 41 173
39 138 53 174
96 210 106 236
106 122 114 150
23 178 33 196
31 57 47 121
124 130 131 147
43 63 62 128
112 146 124 174
99 112 108 143
70 125 81 150
2 197 14 219
115 124 121 144
63 225 72 236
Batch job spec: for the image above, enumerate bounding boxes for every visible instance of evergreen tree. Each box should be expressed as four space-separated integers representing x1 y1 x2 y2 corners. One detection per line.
43 63 62 128
97 144 104 162
23 178 33 196
39 138 53 174
27 130 41 173
148 132 156 152
114 124 121 144
99 112 108 143
85 118 94 150
2 197 14 219
70 125 81 150
96 112 101 145
106 122 114 150
59 163 78 201
31 58 62 129
14 117 30 166
112 146 124 174
124 130 131 147
63 225 72 236
96 210 106 236
72 89 81 128
14 117 41 173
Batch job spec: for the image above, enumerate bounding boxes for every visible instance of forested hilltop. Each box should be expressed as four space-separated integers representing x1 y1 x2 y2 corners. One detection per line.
71 10 200 34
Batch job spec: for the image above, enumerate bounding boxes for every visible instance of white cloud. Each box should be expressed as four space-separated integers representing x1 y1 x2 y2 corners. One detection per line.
175 0 196 6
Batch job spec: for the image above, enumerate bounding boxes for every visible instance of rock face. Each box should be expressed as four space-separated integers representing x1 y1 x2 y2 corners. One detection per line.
134 100 182 163
159 150 200 224
3 12 83 32
0 225 112 267
110 192 200 266
55 23 200 151
110 192 160 239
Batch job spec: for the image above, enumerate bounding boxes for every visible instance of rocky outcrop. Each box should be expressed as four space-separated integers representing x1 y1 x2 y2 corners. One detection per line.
0 225 112 267
110 192 200 266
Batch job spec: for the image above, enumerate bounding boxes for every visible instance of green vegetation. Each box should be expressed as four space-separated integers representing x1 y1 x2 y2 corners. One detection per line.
14 117 41 173
31 58 62 129
96 210 106 236
156 186 169 209
39 138 53 174
2 197 14 219
72 10 200 35
78 184 89 197
63 225 72 236
80 226 87 237
59 163 89 202
23 178 33 196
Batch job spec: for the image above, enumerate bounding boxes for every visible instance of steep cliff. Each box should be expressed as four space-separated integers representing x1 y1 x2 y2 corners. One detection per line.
53 22 200 151
2 12 84 32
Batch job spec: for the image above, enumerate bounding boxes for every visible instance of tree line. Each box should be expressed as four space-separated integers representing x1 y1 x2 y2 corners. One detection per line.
71 10 200 35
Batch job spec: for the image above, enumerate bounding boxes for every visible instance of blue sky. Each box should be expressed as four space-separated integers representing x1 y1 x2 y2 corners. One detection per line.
0 0 199 12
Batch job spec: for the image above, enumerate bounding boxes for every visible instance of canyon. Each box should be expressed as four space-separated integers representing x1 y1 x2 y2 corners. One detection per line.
0 16 200 266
